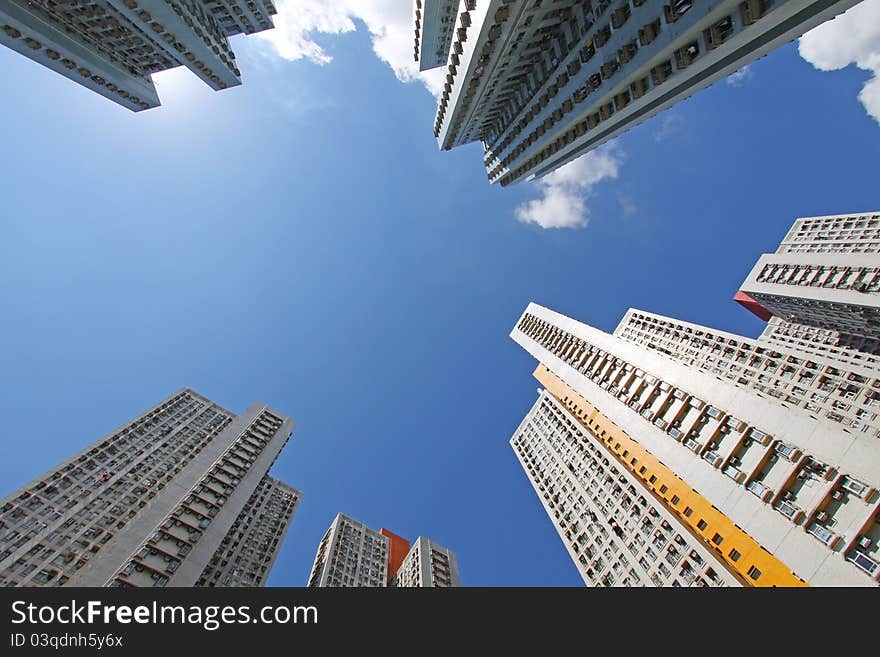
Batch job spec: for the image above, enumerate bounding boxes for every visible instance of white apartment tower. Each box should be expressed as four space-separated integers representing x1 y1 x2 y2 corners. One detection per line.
0 0 278 111
417 0 861 185
307 514 461 587
0 389 300 587
614 308 880 436
414 0 460 71
197 476 302 587
737 210 880 344
390 537 461 587
307 513 390 587
510 303 880 586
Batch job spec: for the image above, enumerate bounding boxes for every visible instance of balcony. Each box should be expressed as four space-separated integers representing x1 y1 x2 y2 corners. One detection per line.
807 522 840 548
740 0 768 25
651 60 673 86
594 26 612 48
723 464 746 483
664 0 693 23
639 19 661 47
846 549 879 577
773 499 804 523
704 16 735 50
618 41 638 65
601 60 620 80
747 480 773 502
674 42 700 70
580 42 597 64
611 5 631 29
772 441 802 462
841 476 875 499
628 77 650 101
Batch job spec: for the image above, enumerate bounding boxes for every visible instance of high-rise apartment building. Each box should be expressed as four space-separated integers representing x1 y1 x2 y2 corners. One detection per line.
307 513 460 587
614 308 880 436
510 302 880 586
414 0 460 71
0 0 278 111
197 476 302 587
307 513 391 587
737 210 880 341
757 316 880 371
0 388 300 587
390 537 461 587
418 0 860 185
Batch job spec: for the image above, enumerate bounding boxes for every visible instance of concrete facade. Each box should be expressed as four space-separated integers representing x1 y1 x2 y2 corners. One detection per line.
614 308 880 437
422 0 860 186
758 316 880 371
511 303 880 586
511 386 750 586
738 252 880 339
414 0 460 71
307 513 461 587
390 536 461 587
307 513 390 587
197 476 301 586
736 211 880 366
0 0 277 111
0 389 299 587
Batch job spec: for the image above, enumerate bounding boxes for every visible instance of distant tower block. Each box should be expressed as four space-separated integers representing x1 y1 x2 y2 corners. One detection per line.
1 0 279 110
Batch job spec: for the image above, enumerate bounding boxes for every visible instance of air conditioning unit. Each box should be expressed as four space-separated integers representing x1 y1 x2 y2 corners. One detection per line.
859 536 873 549
815 511 828 522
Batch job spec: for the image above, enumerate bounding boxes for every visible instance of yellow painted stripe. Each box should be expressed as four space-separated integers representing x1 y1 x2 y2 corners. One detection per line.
534 365 807 588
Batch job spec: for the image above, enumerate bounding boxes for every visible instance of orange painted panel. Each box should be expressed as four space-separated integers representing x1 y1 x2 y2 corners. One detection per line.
380 528 410 582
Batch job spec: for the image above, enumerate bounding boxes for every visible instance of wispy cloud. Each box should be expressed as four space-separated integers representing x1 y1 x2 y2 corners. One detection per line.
654 112 683 142
726 65 753 87
257 0 445 96
798 0 880 124
514 143 624 230
618 194 637 218
257 1 624 229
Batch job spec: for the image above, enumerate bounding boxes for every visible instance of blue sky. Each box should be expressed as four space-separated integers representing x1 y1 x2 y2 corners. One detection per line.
1 2 879 587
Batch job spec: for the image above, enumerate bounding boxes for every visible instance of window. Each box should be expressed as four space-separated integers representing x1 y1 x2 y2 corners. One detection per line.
683 507 693 517
711 533 724 545
659 485 668 494
671 495 680 505
697 519 708 530
728 548 741 562
747 565 761 580
648 474 657 483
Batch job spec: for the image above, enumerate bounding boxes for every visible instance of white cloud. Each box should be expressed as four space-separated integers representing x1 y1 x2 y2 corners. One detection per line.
654 112 682 142
257 0 445 96
514 143 624 229
798 0 880 124
256 2 624 230
726 65 753 87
